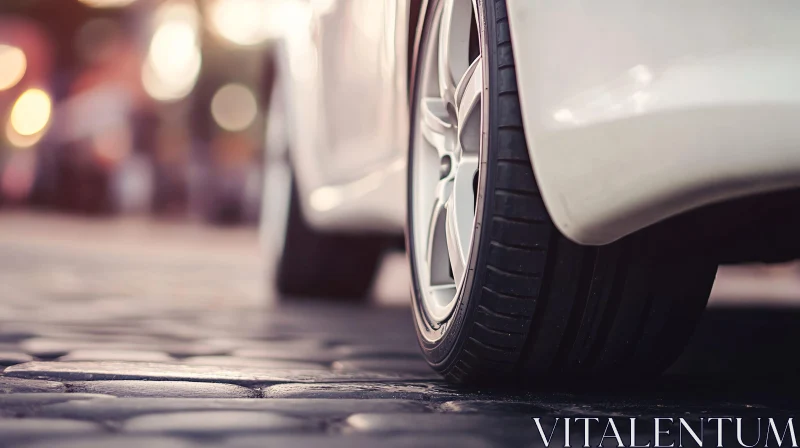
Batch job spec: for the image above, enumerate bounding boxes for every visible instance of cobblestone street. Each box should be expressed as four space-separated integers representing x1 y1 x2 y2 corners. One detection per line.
1 213 800 447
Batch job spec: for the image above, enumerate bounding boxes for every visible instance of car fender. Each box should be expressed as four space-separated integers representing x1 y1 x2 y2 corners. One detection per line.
506 0 800 245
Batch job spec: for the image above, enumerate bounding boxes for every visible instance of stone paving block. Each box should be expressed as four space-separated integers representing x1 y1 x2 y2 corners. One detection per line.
18 339 151 359
0 394 115 418
0 418 104 443
124 411 318 435
0 394 114 407
344 413 536 437
438 398 649 418
222 435 497 448
332 345 424 360
0 377 65 394
136 319 229 341
331 358 433 375
0 352 34 367
232 343 339 364
66 381 259 398
36 398 429 420
439 399 569 415
182 356 327 370
60 350 175 362
19 338 229 359
4 217 800 447
4 361 439 384
187 338 279 352
0 343 24 352
17 436 196 448
262 382 479 401
0 328 38 343
448 399 579 416
162 342 239 359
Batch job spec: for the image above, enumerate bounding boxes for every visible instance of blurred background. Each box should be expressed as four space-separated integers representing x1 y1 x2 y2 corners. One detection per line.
0 0 799 308
0 0 299 224
0 0 413 306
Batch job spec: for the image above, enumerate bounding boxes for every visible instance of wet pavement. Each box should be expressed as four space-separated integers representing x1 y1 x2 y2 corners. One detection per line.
0 213 799 447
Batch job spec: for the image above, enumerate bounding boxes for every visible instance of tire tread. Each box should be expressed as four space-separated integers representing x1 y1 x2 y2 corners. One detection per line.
430 0 716 384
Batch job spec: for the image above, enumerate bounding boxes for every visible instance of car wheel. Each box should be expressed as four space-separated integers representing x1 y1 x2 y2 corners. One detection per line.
260 73 392 301
267 173 390 300
407 0 718 384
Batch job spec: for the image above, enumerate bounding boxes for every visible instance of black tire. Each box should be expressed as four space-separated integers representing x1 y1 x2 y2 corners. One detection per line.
274 177 390 300
408 0 718 384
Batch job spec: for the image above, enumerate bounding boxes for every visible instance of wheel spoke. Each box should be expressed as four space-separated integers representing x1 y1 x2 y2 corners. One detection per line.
426 198 452 286
445 155 478 284
456 56 482 155
419 97 452 158
438 0 473 108
429 284 457 293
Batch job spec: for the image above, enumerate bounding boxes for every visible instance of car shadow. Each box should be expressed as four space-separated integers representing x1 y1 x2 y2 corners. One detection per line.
444 305 800 412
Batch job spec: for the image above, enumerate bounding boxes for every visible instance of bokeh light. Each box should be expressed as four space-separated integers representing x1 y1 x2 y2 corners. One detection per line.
7 88 52 148
209 0 269 46
0 44 27 91
211 83 258 132
142 1 201 102
208 0 306 46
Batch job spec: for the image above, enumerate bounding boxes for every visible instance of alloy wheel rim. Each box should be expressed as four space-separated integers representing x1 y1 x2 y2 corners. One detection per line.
412 0 483 326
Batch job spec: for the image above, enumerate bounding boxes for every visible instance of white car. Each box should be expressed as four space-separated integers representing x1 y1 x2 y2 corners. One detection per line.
262 0 800 383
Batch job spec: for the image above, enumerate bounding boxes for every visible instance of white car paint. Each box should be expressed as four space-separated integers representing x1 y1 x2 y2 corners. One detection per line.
269 0 410 233
506 0 800 244
271 0 800 245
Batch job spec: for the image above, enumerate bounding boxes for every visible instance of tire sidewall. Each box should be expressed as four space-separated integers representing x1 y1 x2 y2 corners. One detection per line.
407 0 496 373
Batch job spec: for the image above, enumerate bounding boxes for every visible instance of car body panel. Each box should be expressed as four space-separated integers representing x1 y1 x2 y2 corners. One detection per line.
505 0 800 244
271 0 409 233
274 0 800 245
